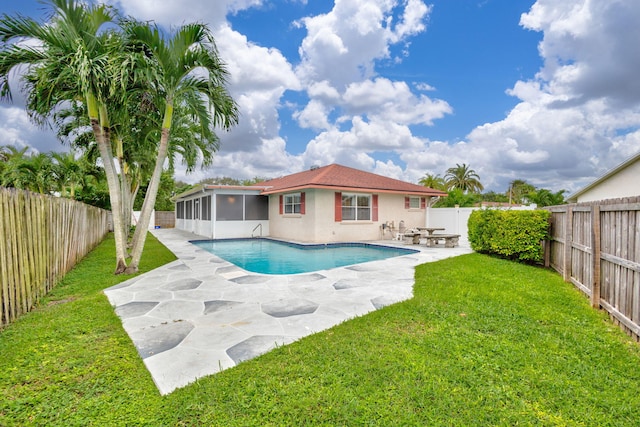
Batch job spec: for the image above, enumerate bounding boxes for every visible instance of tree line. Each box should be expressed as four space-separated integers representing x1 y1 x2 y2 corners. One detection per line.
0 0 239 274
0 144 182 211
419 163 566 207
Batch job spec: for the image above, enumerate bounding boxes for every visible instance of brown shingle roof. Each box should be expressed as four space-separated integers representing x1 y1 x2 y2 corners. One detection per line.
256 164 446 196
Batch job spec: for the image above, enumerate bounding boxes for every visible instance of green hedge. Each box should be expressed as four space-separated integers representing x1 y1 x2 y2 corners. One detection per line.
468 209 550 263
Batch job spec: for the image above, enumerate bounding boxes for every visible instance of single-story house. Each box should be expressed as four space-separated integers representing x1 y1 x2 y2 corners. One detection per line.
566 151 640 203
173 163 446 243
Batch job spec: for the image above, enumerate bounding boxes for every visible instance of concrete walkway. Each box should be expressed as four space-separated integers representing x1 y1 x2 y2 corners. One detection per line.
104 228 472 395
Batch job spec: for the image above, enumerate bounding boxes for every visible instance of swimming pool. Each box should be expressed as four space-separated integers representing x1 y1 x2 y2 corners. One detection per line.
191 238 418 275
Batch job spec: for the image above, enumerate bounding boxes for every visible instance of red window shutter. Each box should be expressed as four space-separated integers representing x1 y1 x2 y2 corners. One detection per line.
372 195 379 221
405 197 410 209
279 195 283 214
300 192 306 214
421 197 426 209
335 192 342 222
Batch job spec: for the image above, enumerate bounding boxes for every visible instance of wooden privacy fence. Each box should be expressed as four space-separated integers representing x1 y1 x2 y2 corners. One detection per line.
0 187 110 327
154 211 175 228
545 196 640 340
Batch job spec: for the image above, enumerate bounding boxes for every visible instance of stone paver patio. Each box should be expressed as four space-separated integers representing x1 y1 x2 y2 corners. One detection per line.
104 228 472 395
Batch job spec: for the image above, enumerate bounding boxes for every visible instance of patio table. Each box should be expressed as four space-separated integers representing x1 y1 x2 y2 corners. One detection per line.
416 227 445 236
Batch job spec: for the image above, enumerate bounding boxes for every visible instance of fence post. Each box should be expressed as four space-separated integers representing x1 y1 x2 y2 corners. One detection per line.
562 206 573 282
543 217 551 268
591 205 601 308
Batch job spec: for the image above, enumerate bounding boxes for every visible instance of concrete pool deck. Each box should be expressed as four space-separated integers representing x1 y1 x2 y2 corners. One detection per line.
104 228 473 395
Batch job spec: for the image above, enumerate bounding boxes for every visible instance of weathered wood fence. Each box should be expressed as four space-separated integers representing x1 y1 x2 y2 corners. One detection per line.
0 187 110 327
154 211 175 228
545 196 640 340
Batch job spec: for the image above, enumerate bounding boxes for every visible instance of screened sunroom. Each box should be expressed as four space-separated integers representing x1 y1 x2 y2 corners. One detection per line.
173 185 269 239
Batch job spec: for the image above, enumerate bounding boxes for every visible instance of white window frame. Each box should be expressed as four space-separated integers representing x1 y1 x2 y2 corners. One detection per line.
409 196 421 209
342 193 371 221
284 193 301 214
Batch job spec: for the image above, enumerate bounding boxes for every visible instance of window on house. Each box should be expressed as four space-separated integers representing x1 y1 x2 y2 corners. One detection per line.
342 193 371 221
284 193 301 214
245 195 269 220
185 200 192 219
409 196 421 209
216 194 244 221
176 201 184 219
201 196 211 221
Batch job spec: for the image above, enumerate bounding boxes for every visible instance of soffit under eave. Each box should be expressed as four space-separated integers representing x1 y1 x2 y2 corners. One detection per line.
260 184 445 197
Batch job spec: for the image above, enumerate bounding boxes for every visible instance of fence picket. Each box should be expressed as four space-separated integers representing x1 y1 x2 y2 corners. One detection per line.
0 191 11 323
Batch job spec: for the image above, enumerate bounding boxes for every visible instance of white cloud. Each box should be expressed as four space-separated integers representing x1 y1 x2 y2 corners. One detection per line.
207 24 301 156
299 115 426 173
216 25 300 93
342 78 451 125
372 159 406 180
0 106 61 154
108 0 261 28
295 0 431 87
307 80 341 102
293 99 332 130
392 0 431 41
521 0 640 108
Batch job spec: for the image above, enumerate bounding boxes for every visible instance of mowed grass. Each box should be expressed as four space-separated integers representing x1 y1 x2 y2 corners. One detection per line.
1 234 640 426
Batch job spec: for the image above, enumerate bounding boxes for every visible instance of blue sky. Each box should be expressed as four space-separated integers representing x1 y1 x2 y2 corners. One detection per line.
1 0 639 195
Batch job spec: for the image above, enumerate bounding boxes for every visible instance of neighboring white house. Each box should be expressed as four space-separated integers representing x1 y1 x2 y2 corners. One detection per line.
172 164 446 242
567 151 640 203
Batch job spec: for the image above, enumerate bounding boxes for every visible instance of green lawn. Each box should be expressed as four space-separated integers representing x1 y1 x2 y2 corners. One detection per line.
1 233 639 426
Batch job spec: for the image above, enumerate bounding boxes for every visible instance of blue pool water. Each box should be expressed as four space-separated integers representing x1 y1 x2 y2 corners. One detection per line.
191 238 418 275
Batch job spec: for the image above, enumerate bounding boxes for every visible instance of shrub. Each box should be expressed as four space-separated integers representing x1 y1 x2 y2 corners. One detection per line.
468 209 550 263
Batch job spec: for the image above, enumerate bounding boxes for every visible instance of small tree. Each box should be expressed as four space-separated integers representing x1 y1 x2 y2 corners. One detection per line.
434 188 480 207
507 179 535 204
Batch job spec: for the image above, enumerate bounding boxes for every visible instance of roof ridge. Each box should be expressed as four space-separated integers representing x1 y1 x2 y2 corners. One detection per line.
310 163 336 183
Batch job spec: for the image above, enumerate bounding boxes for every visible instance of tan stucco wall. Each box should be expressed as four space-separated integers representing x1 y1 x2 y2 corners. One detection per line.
577 160 640 202
268 189 430 243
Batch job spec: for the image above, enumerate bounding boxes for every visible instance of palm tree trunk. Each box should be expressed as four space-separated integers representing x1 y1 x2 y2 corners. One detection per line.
115 137 132 236
88 96 128 273
125 125 171 274
120 164 132 240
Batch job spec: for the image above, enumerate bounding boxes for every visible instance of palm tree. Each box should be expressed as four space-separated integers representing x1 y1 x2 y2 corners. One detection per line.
528 188 566 207
53 91 153 230
51 151 85 199
444 163 484 193
0 145 29 187
507 179 535 204
16 152 55 194
121 20 238 273
0 147 55 193
0 0 131 273
418 173 446 191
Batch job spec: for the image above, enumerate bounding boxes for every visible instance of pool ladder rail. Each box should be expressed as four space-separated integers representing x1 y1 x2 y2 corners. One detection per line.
251 223 262 238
